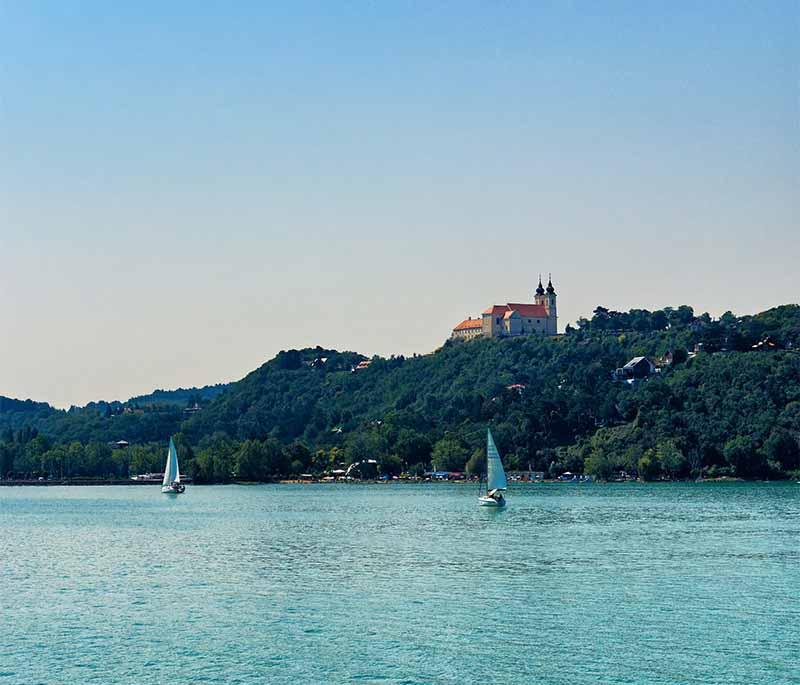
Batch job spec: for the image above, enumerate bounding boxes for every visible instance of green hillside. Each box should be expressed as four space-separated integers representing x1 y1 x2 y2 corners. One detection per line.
2 305 799 482
125 383 231 408
0 397 56 431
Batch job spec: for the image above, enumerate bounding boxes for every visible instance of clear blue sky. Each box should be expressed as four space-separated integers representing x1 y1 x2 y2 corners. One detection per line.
1 1 797 407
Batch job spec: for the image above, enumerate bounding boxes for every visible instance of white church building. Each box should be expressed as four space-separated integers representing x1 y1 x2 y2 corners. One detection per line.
451 276 558 340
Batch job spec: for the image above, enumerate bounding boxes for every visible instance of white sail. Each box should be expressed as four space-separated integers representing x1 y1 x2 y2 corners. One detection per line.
162 437 180 486
172 440 181 484
486 429 507 491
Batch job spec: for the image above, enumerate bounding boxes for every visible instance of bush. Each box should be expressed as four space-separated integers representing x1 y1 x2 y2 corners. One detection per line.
723 437 766 479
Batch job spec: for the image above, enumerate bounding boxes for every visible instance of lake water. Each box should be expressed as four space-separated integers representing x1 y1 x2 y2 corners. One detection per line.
1 482 798 684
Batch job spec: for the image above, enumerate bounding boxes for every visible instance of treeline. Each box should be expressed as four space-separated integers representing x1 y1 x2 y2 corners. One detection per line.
574 304 799 352
124 383 231 408
0 429 394 483
0 387 228 447
574 305 697 333
1 306 799 482
0 428 130 479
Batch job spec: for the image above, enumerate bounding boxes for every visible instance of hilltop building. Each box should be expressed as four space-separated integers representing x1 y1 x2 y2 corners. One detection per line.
451 276 558 340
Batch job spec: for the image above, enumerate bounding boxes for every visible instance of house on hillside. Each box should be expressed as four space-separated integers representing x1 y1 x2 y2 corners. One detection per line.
613 356 658 382
751 336 782 351
661 349 689 367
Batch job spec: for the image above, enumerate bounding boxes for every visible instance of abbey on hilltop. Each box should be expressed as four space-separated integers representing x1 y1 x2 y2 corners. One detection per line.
451 275 558 340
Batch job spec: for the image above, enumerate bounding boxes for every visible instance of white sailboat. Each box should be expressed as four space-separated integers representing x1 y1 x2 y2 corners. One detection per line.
161 437 186 495
478 429 507 507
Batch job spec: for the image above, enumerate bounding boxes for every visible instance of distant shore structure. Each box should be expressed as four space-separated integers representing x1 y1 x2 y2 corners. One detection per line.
451 275 558 340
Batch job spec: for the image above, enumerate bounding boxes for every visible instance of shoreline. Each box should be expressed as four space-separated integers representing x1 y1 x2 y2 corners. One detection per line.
0 479 162 487
0 476 758 487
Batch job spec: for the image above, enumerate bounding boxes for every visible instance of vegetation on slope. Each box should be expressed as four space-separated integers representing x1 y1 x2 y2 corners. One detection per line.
1 305 799 482
124 383 231 408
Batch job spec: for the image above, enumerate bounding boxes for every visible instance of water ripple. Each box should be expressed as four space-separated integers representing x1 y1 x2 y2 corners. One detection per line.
0 482 798 684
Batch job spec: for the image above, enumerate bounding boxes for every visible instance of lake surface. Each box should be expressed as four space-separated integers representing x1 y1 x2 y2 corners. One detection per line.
1 482 798 685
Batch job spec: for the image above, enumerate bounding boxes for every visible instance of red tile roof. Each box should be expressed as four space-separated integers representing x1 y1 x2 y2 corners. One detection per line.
482 305 508 315
482 303 548 318
453 318 483 331
506 303 548 318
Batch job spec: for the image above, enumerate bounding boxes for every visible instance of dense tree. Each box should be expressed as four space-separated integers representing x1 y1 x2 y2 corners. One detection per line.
656 440 688 479
465 448 483 475
380 455 403 477
235 440 270 481
394 429 432 468
344 430 386 466
637 448 660 481
2 306 799 482
432 436 470 471
285 442 312 474
724 436 766 479
763 428 800 471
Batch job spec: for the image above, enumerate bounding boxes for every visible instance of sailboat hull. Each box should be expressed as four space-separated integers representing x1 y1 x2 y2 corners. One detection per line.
161 487 181 495
478 496 506 507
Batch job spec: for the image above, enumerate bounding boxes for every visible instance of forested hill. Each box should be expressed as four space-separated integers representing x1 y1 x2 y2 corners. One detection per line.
0 383 231 444
0 397 56 432
1 305 799 482
124 383 231 408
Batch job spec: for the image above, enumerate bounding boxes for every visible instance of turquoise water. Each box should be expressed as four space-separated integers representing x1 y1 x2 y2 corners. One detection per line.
1 482 798 684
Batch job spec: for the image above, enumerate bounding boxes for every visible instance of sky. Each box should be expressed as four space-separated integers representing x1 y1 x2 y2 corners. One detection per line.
1 1 798 407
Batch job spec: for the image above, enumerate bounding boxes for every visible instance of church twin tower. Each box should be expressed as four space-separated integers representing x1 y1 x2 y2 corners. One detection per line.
533 274 558 323
451 275 558 340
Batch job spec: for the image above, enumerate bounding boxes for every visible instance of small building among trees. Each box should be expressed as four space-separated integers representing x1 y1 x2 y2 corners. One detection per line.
614 356 658 381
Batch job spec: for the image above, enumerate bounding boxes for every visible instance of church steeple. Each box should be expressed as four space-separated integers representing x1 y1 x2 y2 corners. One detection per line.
543 273 557 335
535 274 545 297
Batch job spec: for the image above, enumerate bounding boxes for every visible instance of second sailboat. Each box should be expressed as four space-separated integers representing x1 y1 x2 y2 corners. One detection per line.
478 429 507 507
